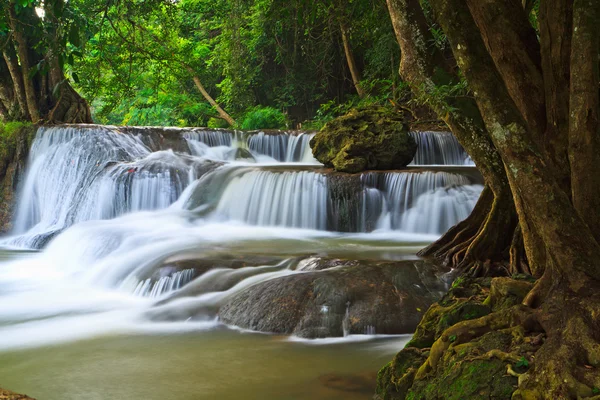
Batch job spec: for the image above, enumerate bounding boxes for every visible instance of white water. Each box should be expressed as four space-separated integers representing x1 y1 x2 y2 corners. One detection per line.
0 124 482 350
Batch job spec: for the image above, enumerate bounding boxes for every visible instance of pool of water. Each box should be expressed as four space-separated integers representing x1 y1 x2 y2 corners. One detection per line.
0 328 410 400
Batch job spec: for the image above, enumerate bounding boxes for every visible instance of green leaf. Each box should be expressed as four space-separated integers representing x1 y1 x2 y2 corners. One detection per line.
449 335 457 343
72 72 80 84
515 357 529 369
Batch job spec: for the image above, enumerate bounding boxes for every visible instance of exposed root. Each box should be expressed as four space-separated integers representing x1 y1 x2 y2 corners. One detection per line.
419 186 524 278
415 305 538 379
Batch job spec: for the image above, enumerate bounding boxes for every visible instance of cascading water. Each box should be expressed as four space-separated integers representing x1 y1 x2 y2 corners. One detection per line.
409 131 474 165
0 123 482 352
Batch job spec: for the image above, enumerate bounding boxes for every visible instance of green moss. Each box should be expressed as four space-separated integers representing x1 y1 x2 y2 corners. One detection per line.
0 121 31 161
310 106 416 173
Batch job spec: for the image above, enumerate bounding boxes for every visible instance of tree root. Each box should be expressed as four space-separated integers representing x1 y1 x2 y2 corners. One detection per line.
419 185 525 278
415 304 538 379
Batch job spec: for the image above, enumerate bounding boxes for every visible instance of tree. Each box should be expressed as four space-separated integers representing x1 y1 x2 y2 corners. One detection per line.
386 0 600 397
0 0 92 123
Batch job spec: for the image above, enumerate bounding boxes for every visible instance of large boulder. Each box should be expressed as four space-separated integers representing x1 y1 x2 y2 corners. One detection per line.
310 107 417 173
218 258 450 338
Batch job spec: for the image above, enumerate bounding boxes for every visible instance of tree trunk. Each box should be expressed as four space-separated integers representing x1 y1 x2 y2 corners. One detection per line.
386 0 524 276
538 0 573 193
466 0 546 139
2 46 28 120
339 20 366 98
568 0 600 243
7 2 40 123
187 66 236 127
428 0 600 396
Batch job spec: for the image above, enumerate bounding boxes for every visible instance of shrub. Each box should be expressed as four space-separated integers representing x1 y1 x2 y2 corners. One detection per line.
240 106 288 130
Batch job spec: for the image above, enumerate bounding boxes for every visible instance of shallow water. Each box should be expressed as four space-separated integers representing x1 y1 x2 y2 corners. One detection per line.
0 330 411 400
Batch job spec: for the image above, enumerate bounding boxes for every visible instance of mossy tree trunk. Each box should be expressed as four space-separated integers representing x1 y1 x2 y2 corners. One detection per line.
0 0 92 124
385 0 600 397
385 0 525 276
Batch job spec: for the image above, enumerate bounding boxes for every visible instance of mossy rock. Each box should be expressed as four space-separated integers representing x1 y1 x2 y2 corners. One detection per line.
310 106 416 173
405 278 491 349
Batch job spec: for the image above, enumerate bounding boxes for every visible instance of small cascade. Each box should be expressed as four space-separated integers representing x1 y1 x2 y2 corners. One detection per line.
247 131 317 162
409 131 474 165
183 130 232 147
130 268 196 298
214 168 329 230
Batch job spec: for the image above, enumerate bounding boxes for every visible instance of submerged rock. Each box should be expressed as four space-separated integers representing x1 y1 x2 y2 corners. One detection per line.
218 259 450 338
310 107 417 173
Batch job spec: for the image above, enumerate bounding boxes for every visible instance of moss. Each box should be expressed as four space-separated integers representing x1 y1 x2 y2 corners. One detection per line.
310 106 416 173
0 121 31 161
376 278 536 400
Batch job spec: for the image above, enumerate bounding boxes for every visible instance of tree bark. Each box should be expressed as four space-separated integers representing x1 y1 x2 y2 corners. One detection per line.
466 0 546 138
568 0 600 243
339 20 366 98
538 0 573 193
7 2 40 122
2 45 28 120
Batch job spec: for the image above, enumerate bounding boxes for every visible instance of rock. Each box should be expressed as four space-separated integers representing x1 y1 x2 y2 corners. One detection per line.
0 388 35 400
310 106 417 173
218 259 450 338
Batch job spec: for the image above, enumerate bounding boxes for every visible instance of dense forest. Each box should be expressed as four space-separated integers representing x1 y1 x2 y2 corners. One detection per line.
0 0 599 399
1 0 403 128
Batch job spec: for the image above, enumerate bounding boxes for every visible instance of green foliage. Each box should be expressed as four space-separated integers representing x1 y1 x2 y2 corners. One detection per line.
0 121 31 160
514 356 529 369
66 0 402 127
240 106 288 130
449 334 457 343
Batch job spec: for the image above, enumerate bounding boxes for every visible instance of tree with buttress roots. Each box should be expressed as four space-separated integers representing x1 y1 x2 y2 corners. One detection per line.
385 0 600 398
0 0 92 123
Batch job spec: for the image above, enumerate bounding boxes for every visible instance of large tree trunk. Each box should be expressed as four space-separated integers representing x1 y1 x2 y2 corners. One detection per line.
385 0 524 276
2 45 28 120
568 0 600 243
7 1 40 123
538 0 573 192
428 0 600 397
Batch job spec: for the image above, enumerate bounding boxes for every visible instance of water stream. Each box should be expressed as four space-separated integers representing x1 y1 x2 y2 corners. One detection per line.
0 125 481 399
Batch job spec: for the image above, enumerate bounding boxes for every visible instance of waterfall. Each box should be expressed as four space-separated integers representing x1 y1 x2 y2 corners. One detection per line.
8 126 214 248
409 131 474 165
0 124 483 349
185 130 318 163
4 125 482 249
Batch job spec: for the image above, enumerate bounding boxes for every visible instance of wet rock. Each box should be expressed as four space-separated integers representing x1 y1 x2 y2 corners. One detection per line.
218 259 449 338
310 106 417 173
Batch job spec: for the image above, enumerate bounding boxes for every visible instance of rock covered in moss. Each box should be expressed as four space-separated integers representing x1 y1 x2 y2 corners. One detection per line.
310 106 417 173
376 277 540 400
